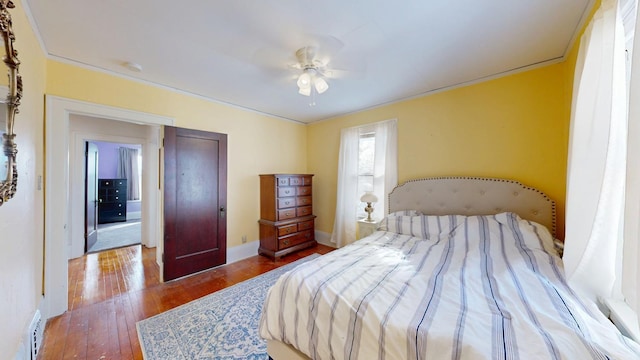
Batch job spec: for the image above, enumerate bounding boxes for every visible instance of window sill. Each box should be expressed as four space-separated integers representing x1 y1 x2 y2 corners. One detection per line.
604 297 640 342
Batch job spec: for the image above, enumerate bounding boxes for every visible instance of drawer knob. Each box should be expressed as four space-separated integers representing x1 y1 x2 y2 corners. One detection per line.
283 240 290 246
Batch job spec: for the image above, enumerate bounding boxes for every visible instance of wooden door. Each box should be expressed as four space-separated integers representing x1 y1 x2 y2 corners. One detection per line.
163 126 227 281
84 142 99 252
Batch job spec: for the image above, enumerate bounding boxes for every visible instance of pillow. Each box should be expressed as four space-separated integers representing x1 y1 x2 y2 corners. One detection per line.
379 213 466 239
378 214 429 238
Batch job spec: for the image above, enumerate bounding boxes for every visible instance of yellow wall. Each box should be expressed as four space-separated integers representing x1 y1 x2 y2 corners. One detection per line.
46 60 308 249
0 0 47 355
309 63 569 240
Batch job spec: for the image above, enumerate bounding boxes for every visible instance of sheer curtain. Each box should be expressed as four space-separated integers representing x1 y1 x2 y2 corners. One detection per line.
117 147 141 200
330 119 397 247
623 0 640 333
564 0 628 302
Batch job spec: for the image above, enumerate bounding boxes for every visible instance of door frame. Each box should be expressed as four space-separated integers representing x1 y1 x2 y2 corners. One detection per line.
84 141 98 252
44 96 174 319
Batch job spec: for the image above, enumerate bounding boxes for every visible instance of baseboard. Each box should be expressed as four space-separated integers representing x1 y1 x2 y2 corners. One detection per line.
227 240 259 264
315 230 336 248
227 232 334 265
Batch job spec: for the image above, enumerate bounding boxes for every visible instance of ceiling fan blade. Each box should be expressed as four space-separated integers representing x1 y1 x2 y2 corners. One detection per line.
298 34 344 57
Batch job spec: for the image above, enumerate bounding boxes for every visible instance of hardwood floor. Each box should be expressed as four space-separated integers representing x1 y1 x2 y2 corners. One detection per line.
38 243 334 359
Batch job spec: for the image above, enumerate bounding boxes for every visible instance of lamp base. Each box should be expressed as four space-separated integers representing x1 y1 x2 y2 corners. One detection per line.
364 203 374 222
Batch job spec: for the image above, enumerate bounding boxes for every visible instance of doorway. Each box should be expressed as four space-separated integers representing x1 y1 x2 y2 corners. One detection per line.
45 96 173 319
86 141 143 253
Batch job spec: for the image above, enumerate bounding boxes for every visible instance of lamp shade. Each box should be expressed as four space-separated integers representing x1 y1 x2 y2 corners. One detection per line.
360 192 378 203
314 77 329 94
298 86 311 96
297 72 311 89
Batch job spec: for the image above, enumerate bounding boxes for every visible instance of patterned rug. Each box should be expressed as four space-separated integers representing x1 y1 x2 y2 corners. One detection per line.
136 253 320 359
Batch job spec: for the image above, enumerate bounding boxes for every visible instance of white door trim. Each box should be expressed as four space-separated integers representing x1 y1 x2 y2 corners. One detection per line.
44 96 174 319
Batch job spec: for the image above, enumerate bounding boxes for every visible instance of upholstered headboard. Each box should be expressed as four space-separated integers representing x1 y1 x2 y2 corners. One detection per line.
388 177 556 235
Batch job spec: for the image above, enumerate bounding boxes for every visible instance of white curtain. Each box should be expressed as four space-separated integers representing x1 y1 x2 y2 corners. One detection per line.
117 147 141 200
623 0 640 324
564 0 628 302
330 119 397 247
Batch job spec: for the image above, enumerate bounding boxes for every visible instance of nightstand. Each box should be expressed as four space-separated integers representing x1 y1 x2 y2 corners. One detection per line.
357 218 381 240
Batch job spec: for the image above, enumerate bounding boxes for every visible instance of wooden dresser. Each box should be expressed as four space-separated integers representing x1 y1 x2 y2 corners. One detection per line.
98 178 127 224
259 174 316 259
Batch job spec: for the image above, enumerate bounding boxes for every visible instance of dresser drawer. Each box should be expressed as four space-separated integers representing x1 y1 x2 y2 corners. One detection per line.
100 202 125 211
277 177 289 186
277 197 296 209
99 179 127 188
297 186 311 196
278 224 297 236
99 179 114 188
296 206 312 217
101 209 126 217
289 176 303 186
277 208 296 220
278 187 295 197
108 194 124 202
279 230 313 249
298 219 314 231
99 195 123 203
296 196 312 206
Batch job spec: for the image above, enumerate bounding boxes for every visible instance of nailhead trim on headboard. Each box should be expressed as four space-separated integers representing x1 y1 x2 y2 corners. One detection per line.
388 176 557 236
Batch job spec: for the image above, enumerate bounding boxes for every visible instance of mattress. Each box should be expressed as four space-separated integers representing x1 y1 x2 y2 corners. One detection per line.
259 212 640 359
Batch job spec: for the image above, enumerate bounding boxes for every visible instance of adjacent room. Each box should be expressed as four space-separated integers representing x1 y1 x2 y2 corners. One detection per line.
85 141 142 253
1 0 639 359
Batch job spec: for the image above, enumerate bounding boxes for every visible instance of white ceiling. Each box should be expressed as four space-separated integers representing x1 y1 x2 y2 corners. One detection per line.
25 0 593 123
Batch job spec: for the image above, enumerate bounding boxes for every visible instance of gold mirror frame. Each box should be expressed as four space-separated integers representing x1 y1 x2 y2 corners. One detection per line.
0 0 21 206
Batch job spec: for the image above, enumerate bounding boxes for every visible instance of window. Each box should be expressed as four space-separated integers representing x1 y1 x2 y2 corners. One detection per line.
565 0 640 340
330 119 397 247
356 132 375 219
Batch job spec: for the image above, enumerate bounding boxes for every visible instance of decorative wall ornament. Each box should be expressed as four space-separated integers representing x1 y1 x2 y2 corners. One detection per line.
0 0 21 206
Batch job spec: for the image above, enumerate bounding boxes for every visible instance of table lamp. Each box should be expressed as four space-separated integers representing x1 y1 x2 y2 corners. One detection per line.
360 191 378 222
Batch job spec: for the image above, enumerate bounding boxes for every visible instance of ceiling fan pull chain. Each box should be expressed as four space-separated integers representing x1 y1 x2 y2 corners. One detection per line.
309 88 316 107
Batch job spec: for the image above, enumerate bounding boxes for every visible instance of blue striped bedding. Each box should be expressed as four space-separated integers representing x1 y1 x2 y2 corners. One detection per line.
259 212 640 359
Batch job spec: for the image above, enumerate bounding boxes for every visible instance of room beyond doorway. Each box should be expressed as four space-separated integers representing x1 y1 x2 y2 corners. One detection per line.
88 219 142 253
86 140 143 253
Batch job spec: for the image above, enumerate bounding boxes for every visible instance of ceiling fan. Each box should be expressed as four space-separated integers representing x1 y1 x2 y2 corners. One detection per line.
292 46 332 96
251 34 356 100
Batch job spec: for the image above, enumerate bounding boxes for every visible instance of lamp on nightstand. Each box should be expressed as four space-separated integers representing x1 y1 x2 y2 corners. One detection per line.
360 191 378 222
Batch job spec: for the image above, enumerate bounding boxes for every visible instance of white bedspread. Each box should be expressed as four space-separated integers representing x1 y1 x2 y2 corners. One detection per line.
259 212 640 359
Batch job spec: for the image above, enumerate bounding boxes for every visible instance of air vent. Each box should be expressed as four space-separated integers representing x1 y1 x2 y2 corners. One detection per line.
29 310 43 360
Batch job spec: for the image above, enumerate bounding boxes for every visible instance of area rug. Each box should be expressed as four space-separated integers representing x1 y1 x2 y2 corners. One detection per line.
136 253 320 359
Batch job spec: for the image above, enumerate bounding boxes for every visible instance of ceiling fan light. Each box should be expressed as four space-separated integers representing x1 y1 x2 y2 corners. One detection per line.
297 72 311 89
314 77 329 94
298 86 311 96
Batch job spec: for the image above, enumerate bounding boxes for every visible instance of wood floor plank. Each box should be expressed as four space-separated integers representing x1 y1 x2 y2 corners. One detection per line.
38 243 334 359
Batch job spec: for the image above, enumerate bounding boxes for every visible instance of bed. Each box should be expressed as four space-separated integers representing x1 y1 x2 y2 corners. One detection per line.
259 177 640 359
